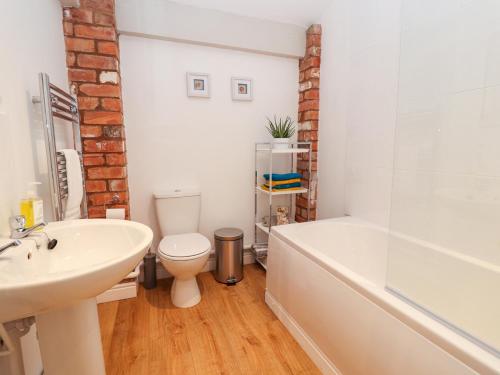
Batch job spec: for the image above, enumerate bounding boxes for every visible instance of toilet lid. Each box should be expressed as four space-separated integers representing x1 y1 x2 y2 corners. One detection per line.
158 233 210 258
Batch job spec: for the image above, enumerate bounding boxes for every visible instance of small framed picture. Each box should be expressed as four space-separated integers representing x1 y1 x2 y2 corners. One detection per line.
187 72 210 98
231 77 253 101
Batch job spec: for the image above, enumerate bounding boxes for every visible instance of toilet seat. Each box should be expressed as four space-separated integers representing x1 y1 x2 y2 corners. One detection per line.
158 233 211 260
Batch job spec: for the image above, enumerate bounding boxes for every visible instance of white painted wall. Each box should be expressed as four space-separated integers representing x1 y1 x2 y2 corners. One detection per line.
116 0 307 58
319 0 500 258
0 0 69 238
120 35 299 250
319 0 500 246
315 0 350 220
169 0 333 28
317 0 402 227
0 1 68 373
389 0 500 264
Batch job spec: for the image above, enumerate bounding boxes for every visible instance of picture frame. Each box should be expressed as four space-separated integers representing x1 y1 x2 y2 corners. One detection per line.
231 77 253 101
187 72 210 98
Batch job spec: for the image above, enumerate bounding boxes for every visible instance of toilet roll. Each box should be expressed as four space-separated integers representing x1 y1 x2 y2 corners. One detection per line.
106 208 125 220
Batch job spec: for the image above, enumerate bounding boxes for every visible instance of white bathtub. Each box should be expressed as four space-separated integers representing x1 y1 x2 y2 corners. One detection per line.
266 217 500 375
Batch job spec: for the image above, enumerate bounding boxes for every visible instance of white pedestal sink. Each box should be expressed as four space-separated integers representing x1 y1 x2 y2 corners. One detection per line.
0 219 153 375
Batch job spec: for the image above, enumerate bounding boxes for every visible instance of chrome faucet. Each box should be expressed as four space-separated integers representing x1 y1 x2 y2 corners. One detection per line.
0 239 21 254
9 215 46 239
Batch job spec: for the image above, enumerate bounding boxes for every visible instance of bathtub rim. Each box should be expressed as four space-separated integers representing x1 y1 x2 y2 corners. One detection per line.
270 216 500 375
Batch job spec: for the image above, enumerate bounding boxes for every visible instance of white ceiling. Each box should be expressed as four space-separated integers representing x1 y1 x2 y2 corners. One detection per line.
170 0 333 27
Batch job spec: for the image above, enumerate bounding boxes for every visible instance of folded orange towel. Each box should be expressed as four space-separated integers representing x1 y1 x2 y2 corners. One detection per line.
265 178 301 186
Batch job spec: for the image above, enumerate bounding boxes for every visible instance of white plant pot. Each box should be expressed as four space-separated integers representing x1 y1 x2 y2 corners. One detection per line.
273 138 290 149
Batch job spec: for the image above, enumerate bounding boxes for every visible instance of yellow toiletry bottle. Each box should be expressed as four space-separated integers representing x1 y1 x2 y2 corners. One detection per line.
20 182 44 227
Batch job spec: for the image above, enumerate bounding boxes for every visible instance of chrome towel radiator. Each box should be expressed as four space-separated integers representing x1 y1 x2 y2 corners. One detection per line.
33 72 87 221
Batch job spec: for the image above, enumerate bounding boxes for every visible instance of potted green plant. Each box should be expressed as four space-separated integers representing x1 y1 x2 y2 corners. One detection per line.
266 115 296 149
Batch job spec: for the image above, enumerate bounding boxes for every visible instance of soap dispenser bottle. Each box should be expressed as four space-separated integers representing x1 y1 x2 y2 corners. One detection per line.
20 182 44 227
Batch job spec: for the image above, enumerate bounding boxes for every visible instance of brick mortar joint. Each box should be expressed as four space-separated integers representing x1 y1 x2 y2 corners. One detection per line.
67 38 119 45
63 23 118 32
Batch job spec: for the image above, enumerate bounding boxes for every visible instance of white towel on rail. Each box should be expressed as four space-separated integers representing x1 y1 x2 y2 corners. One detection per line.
59 149 83 220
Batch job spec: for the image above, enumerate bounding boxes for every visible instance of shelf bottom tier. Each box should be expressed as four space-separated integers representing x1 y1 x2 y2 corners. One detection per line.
255 255 267 270
255 221 296 234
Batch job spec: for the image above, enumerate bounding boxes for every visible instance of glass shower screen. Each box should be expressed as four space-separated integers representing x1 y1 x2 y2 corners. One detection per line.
385 0 500 356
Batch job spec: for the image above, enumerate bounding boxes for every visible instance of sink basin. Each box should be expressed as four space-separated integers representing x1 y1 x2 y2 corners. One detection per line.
0 219 152 375
0 219 152 323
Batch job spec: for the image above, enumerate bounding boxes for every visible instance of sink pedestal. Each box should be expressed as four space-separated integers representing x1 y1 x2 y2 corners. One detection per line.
36 298 105 375
0 219 153 374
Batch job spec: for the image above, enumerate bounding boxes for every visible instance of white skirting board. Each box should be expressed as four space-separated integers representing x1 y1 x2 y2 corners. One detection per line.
265 291 341 375
140 249 256 282
96 265 140 304
96 279 138 304
98 250 256 303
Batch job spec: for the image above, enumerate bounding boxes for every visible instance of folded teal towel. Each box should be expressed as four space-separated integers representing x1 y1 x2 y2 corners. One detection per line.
263 173 302 181
263 182 302 189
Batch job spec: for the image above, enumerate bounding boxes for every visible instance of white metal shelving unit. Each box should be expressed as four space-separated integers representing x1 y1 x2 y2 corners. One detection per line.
251 142 312 269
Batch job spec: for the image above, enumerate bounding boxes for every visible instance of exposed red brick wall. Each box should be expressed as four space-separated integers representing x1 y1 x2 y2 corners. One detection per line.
296 24 321 223
62 0 129 219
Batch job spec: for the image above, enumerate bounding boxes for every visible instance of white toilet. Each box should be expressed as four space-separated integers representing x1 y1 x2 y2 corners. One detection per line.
154 188 211 308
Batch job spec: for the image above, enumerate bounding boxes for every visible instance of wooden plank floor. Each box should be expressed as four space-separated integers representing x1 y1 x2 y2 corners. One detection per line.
98 264 320 375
